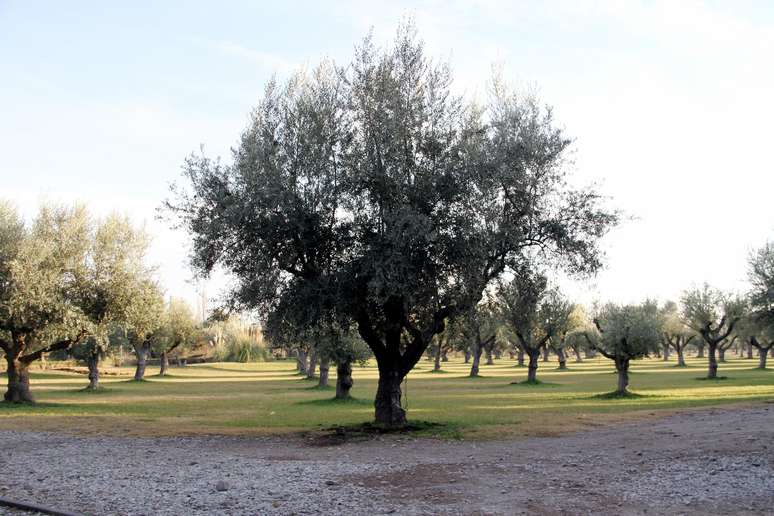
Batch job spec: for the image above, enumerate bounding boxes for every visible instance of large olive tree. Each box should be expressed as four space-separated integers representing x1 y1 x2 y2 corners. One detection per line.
0 203 91 402
498 269 573 384
681 285 743 379
585 301 660 395
165 25 617 427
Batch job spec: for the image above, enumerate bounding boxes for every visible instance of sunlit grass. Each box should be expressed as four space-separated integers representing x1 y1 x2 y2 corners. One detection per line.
0 354 771 438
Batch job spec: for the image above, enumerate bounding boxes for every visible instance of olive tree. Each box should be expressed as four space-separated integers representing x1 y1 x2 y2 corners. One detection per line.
164 25 617 427
0 202 91 402
659 301 694 367
126 278 164 381
747 241 774 368
498 269 573 384
75 214 154 389
155 298 199 376
585 301 660 395
681 285 743 379
455 300 499 378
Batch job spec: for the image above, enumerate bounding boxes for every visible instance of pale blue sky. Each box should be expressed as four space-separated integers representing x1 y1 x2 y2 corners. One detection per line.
2 1 773 310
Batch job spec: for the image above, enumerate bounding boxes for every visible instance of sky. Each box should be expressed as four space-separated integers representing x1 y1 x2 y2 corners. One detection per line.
1 0 773 311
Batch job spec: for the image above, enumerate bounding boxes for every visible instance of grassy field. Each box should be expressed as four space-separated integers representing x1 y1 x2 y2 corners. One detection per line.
1 355 772 439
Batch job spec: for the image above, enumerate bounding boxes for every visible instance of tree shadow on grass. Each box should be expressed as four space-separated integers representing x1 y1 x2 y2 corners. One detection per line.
589 391 653 400
695 376 730 381
303 420 459 446
296 396 371 407
508 379 560 387
302 384 334 391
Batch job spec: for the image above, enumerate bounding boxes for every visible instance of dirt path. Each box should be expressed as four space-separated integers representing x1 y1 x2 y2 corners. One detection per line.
0 404 772 515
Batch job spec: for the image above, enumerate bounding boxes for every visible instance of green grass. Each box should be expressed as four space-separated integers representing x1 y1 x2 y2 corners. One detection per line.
0 355 772 439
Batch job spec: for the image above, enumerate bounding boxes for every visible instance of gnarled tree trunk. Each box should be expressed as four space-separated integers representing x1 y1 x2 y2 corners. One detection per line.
662 343 670 361
374 364 404 427
469 341 484 377
296 349 308 375
747 343 753 359
542 346 549 362
433 341 442 371
86 353 100 390
307 350 318 379
615 357 630 394
697 344 705 359
676 347 686 367
159 351 169 376
464 350 471 363
4 357 33 403
526 349 540 383
556 347 567 370
759 349 769 369
517 347 525 367
318 358 330 387
572 345 582 363
335 361 353 399
485 346 494 365
718 348 726 363
706 342 718 379
133 340 150 381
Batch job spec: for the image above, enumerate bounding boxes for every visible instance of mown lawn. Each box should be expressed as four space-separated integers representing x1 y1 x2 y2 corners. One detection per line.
1 355 772 438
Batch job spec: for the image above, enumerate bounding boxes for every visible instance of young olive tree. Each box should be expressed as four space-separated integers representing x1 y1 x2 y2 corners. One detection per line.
164 25 617 427
0 202 91 402
585 301 660 395
681 285 743 379
498 269 573 384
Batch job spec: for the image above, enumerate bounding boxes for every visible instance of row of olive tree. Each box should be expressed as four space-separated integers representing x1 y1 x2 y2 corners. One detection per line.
0 201 208 402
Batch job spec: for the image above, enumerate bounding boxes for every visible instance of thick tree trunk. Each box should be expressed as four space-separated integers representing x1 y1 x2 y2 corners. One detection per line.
133 343 148 381
517 347 525 367
296 350 308 375
747 343 754 359
676 348 686 367
526 349 539 383
335 361 353 399
616 359 630 394
542 347 549 362
86 353 100 390
307 350 318 379
758 348 769 369
159 351 169 376
718 348 726 363
706 342 718 379
494 350 502 360
464 350 470 363
374 366 405 427
572 345 582 363
4 357 34 403
556 348 567 370
697 345 705 359
441 350 449 362
469 342 484 377
485 347 494 366
318 358 330 387
662 343 670 361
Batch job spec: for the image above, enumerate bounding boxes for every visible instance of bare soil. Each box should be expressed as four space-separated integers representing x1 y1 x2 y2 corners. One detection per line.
0 404 772 515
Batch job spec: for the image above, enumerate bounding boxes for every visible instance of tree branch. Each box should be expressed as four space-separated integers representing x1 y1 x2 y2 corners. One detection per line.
20 330 87 364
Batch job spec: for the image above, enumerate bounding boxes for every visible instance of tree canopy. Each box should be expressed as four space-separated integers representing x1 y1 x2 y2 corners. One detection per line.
165 24 618 426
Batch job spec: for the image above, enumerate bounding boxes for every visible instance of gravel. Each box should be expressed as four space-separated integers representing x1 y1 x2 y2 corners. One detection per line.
0 404 772 515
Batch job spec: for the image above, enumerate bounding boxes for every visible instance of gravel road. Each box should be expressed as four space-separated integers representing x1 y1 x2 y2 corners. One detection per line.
0 404 772 515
